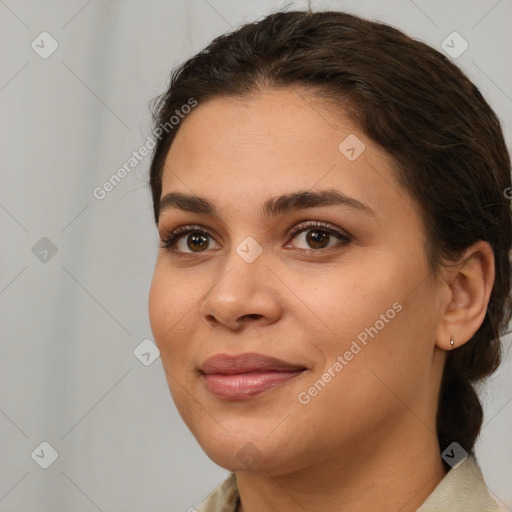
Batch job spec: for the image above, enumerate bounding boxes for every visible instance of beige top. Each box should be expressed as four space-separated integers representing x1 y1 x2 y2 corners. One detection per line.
195 456 502 511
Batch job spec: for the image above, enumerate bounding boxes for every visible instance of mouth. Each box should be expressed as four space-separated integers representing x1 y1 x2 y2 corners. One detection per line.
199 352 308 400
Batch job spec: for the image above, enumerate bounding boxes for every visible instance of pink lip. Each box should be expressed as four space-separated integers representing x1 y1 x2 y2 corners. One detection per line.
199 353 307 400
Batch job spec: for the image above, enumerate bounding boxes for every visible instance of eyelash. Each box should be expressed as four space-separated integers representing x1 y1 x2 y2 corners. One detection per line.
159 221 352 256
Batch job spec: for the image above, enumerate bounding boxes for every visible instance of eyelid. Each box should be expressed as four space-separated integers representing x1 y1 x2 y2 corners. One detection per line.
166 223 214 237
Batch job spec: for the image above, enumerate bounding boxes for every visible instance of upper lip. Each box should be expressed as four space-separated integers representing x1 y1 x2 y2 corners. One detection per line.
199 352 307 375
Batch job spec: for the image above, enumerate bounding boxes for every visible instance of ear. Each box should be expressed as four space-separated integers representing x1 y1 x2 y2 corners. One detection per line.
435 241 495 350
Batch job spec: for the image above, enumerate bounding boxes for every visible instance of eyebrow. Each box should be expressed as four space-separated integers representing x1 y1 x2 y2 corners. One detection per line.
158 189 374 220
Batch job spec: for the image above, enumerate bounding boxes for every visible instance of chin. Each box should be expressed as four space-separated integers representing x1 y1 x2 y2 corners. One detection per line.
194 423 308 475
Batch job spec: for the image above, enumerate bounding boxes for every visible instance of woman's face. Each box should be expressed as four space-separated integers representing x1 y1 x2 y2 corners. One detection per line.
148 88 446 474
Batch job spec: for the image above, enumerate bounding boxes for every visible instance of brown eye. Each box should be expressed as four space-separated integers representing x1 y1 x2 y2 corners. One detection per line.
186 233 210 252
159 225 221 254
305 230 331 249
288 222 351 252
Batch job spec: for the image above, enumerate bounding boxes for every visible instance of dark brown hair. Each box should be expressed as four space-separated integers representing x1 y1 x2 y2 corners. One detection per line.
148 10 512 464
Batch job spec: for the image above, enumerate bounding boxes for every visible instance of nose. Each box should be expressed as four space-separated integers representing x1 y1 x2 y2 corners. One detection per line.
199 250 282 331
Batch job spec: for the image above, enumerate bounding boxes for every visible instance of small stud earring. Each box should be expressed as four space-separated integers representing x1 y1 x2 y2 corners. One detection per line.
450 335 455 347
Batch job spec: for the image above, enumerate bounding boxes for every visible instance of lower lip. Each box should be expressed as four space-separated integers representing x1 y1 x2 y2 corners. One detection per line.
203 371 305 400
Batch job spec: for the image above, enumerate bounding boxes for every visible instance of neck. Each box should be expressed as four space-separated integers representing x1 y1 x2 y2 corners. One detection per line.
235 424 447 512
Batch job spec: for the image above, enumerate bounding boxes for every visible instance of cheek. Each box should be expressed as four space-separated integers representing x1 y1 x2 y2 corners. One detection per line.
301 252 434 392
148 266 171 343
148 261 197 356
299 260 400 348
296 305 433 448
148 263 200 411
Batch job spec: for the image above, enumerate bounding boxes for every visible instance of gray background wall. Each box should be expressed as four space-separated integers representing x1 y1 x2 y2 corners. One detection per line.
0 0 511 510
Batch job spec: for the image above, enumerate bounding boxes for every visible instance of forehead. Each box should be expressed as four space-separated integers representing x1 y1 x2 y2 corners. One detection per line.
165 88 355 170
160 89 413 222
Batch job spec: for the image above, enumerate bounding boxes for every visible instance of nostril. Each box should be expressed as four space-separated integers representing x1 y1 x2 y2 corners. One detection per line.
206 314 219 324
242 314 262 320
